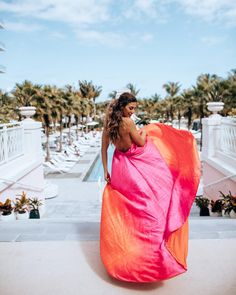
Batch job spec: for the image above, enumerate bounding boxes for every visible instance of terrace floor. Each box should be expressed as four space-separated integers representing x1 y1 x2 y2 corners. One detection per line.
0 144 235 295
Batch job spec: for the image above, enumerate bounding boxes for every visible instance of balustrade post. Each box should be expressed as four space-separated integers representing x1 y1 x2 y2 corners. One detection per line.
21 118 43 160
202 117 222 160
21 117 45 215
3 125 8 163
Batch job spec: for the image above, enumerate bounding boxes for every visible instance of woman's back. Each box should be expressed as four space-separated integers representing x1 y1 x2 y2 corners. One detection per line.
113 118 133 152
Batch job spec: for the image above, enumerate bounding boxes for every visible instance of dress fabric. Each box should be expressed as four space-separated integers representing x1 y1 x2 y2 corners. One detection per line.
100 123 201 282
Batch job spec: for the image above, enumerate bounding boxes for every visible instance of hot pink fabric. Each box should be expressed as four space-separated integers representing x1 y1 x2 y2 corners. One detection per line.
100 123 201 282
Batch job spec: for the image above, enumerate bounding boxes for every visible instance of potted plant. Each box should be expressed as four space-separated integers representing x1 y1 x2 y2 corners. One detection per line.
210 199 223 217
194 196 210 216
229 193 236 218
13 191 30 220
219 191 232 217
29 197 43 219
0 198 15 221
221 191 236 218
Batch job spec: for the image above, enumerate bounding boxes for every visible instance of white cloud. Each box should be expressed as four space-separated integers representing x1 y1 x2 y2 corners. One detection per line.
1 0 235 47
0 0 111 25
50 32 66 39
124 0 168 22
175 0 236 24
75 28 126 47
140 33 154 42
1 0 236 26
201 36 225 46
4 21 43 32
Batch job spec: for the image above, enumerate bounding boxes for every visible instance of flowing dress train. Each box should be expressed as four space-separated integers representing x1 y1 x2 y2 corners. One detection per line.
100 123 201 282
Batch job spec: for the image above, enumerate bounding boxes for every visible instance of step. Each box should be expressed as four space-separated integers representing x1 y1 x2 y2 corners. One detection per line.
0 218 235 242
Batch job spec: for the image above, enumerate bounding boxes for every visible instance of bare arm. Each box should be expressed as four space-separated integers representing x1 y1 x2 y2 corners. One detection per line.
101 128 111 182
126 118 146 146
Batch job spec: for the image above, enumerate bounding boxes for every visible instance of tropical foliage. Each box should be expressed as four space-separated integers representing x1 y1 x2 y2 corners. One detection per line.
0 69 235 158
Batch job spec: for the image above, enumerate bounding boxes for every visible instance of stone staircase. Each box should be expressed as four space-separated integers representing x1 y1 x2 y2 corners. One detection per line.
0 217 235 242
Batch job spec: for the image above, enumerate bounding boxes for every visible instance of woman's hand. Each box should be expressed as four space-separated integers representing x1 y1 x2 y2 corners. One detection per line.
139 129 147 137
104 170 111 183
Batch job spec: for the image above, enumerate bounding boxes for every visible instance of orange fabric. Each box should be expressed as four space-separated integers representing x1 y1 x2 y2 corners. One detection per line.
165 219 189 269
100 123 201 282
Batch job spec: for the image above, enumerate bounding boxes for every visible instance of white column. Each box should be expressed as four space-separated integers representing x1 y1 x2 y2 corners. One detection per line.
202 116 222 160
21 117 46 216
21 118 43 160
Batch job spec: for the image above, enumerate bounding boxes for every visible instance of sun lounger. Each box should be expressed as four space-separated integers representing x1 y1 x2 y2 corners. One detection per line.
43 162 70 174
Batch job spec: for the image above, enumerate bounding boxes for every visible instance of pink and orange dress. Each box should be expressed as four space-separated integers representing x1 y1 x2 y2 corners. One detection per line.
100 123 201 282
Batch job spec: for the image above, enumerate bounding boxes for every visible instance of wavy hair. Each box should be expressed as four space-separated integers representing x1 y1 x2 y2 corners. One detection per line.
104 92 137 143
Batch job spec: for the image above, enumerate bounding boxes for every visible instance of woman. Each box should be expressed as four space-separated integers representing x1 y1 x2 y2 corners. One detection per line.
100 92 200 283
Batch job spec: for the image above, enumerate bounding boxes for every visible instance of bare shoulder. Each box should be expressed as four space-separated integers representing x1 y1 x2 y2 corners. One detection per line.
122 117 135 127
121 117 136 132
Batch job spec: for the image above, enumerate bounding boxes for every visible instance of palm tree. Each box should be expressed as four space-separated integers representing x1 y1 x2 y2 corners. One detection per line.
196 73 229 103
151 93 161 102
0 91 17 123
163 82 181 121
126 83 140 97
32 85 53 161
223 69 236 115
51 87 67 151
173 95 185 129
12 80 40 107
78 80 102 117
72 91 84 140
108 90 117 99
180 89 195 130
64 85 77 145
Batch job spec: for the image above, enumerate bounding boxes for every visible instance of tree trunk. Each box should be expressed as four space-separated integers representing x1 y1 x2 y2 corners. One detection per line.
45 125 51 162
178 109 181 129
75 115 79 141
59 115 63 152
44 114 51 162
93 100 96 118
68 115 72 145
187 107 192 130
170 104 174 122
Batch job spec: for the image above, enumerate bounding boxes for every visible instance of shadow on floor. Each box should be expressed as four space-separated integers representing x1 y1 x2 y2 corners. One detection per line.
79 241 164 291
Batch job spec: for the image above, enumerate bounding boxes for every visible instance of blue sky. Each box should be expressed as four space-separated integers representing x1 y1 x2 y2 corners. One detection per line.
0 0 236 102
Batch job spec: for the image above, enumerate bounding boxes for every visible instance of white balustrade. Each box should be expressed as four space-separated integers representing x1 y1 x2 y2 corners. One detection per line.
220 117 236 157
0 123 24 165
202 114 236 200
0 119 45 213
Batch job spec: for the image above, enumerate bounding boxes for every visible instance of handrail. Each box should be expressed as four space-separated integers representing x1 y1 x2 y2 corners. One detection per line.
0 122 22 128
204 174 236 188
0 177 43 193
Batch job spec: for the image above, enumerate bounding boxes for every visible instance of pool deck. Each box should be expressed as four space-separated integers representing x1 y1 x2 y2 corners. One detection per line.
0 143 236 295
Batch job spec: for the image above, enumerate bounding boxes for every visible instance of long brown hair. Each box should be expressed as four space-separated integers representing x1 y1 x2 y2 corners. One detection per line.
104 92 137 143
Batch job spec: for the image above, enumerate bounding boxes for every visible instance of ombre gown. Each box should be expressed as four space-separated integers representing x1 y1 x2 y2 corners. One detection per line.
100 123 201 282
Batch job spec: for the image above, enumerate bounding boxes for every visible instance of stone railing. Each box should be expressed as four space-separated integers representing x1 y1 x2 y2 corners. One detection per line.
202 113 236 199
0 118 45 212
0 123 24 165
219 117 236 157
202 115 236 164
